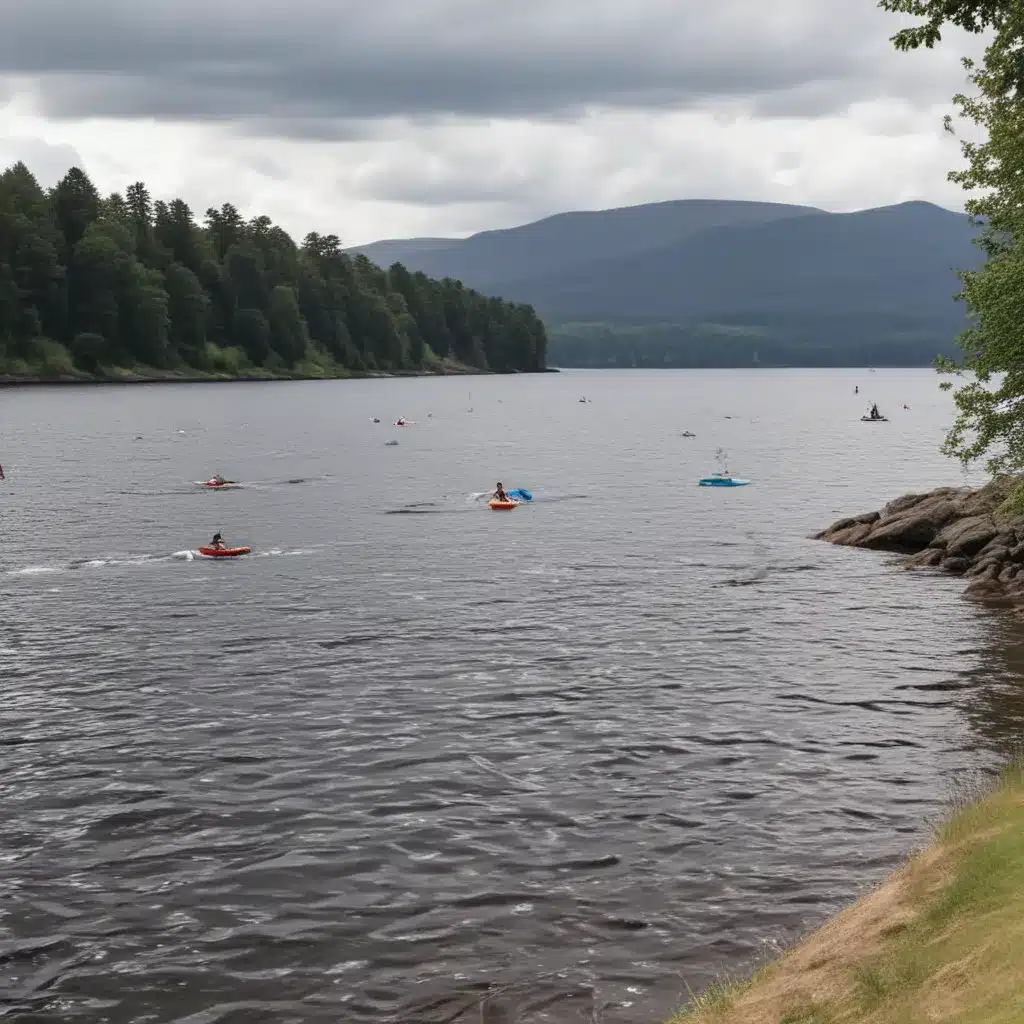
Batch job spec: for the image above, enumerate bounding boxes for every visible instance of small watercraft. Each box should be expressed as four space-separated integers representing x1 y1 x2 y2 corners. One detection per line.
488 499 519 510
505 488 532 501
699 448 750 486
699 473 750 487
861 415 888 422
198 546 250 557
203 478 237 488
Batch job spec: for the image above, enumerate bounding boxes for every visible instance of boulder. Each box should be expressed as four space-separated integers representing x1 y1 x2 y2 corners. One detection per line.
976 534 1014 560
905 548 944 569
827 522 876 546
1000 564 1021 583
881 492 931 518
860 512 941 551
967 556 1004 578
965 571 1024 604
817 479 1024 609
953 476 1016 518
938 516 999 558
941 557 972 574
814 511 880 540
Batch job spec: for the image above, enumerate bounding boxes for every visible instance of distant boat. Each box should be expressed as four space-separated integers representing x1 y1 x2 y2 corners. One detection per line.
699 472 750 487
699 448 750 486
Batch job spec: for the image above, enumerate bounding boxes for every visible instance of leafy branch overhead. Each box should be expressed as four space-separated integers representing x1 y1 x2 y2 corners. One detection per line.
880 1 1024 472
0 163 547 378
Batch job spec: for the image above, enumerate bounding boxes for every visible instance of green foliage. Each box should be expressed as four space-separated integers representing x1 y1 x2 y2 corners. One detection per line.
70 331 107 373
880 1 1024 471
0 162 547 380
548 317 960 368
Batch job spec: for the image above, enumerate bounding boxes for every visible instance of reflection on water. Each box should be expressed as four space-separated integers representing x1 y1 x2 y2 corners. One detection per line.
0 369 1017 1022
957 615 1024 762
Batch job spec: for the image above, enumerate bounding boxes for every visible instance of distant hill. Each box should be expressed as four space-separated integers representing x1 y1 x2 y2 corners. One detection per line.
350 237 456 267
348 199 822 291
349 198 981 367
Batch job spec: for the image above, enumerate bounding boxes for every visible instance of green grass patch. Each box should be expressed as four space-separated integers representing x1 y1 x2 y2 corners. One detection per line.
667 763 1024 1024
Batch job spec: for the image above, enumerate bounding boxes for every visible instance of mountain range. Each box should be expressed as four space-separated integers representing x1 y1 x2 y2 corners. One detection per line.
348 199 982 367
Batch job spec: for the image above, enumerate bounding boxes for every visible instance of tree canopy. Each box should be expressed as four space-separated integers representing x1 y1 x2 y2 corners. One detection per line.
0 163 547 379
880 1 1024 470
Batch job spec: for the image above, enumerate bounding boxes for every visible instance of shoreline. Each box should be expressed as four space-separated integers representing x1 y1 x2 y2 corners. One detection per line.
669 762 1024 1023
0 365 559 388
815 475 1024 613
666 477 1024 1022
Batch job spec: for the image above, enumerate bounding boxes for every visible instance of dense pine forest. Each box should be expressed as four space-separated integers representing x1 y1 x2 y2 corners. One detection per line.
0 162 548 379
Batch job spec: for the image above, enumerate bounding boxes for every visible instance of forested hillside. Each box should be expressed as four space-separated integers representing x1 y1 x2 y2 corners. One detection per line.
0 162 547 380
351 198 979 368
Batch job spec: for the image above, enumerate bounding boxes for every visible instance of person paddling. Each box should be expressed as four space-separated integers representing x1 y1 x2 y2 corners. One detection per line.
210 531 226 550
493 481 509 502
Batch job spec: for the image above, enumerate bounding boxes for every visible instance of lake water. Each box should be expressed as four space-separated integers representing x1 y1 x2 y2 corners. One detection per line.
2 368 1023 1023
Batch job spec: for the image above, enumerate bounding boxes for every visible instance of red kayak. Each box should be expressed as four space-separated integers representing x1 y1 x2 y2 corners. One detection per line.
199 546 250 557
203 479 236 488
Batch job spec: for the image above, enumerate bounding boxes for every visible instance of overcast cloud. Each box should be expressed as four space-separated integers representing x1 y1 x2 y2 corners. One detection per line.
0 0 983 243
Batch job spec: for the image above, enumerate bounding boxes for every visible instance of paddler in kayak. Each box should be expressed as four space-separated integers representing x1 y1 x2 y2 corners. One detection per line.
209 473 226 485
210 532 226 550
492 482 509 502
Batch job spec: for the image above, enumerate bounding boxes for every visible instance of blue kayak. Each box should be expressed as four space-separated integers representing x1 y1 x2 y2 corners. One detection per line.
506 488 532 501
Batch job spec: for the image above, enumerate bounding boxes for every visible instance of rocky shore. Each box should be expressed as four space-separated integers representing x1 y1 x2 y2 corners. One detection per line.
815 476 1024 609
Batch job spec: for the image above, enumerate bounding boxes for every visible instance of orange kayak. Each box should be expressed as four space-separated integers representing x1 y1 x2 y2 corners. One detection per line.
199 546 250 557
488 499 518 511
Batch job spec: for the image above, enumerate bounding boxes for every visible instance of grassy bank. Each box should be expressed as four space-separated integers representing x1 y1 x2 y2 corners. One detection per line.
0 354 494 386
670 764 1024 1024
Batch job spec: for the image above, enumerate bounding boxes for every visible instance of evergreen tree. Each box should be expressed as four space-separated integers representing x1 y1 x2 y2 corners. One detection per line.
0 161 548 378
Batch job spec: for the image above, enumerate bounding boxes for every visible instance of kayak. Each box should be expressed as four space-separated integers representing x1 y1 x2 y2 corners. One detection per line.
203 479 237 488
861 416 888 422
488 499 519 510
199 546 250 557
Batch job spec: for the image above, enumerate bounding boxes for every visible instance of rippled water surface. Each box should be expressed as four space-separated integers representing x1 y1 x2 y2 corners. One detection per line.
3 369 1024 1023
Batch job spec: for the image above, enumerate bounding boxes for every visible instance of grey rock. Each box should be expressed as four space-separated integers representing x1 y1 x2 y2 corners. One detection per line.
860 512 940 551
814 511 879 540
1000 564 1021 583
941 557 972 574
940 516 999 559
967 556 1004 578
828 522 876 546
905 548 944 568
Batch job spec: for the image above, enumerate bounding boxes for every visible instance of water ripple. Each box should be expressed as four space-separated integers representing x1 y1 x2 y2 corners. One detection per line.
0 370 1011 1022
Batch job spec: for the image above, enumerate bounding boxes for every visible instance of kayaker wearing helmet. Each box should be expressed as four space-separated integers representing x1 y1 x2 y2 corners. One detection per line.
210 532 226 550
492 482 509 502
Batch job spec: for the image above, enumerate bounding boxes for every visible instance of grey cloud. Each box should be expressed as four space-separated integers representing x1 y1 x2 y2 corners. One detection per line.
0 0 969 131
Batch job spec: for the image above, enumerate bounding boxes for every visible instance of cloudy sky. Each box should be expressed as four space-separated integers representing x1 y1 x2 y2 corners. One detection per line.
0 0 981 244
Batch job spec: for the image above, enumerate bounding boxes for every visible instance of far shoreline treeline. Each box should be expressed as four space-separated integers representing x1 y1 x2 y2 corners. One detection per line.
0 162 548 382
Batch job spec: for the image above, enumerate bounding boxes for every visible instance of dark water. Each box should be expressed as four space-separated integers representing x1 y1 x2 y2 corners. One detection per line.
3 369 1024 1023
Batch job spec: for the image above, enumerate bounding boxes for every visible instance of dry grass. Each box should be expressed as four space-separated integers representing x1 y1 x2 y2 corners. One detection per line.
666 763 1024 1024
